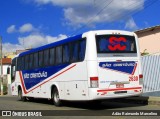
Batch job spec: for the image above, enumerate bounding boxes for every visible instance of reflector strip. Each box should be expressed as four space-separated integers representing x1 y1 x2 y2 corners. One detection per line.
97 87 142 92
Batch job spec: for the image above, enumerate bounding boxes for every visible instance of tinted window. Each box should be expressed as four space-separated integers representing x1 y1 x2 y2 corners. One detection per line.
25 55 29 70
70 42 78 62
39 51 44 67
44 49 49 66
17 57 22 70
21 57 25 70
55 46 62 64
63 44 70 63
96 35 137 53
79 39 86 61
29 54 33 69
34 53 38 68
49 48 55 65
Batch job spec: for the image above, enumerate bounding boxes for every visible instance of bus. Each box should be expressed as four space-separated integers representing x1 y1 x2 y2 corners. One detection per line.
11 30 143 106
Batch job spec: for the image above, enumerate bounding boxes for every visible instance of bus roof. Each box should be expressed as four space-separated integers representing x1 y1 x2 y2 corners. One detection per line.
19 34 82 57
18 30 135 57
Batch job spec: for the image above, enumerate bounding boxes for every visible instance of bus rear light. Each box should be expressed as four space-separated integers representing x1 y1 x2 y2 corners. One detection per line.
134 90 139 92
90 77 99 88
139 74 143 85
139 74 143 79
90 77 98 80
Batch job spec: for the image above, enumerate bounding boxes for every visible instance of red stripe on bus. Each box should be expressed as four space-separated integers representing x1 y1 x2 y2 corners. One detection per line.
97 87 142 92
19 71 27 94
132 63 137 75
19 64 76 94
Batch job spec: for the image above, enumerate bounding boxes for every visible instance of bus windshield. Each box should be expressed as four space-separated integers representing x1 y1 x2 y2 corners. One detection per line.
96 35 137 54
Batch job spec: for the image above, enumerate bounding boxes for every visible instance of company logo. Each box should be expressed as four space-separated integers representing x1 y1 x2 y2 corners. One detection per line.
108 37 127 51
99 61 137 75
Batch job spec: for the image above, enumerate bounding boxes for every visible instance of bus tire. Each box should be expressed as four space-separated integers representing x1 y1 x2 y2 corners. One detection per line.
27 97 34 101
52 88 62 106
18 88 26 101
87 100 102 106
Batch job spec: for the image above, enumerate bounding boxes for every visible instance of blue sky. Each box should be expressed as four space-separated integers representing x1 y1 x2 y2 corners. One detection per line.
0 0 160 53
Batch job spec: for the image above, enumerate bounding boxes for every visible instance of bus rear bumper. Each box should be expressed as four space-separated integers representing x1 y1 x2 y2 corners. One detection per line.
88 87 143 100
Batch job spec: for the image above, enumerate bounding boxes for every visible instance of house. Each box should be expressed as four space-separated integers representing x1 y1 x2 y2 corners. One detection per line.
135 25 160 55
0 58 11 75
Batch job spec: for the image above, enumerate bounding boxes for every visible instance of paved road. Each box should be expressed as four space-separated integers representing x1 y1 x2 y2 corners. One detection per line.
0 95 160 119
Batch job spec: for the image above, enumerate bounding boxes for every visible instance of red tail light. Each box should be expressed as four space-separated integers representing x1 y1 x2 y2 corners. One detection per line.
139 74 143 79
139 74 143 85
90 77 99 88
90 77 98 81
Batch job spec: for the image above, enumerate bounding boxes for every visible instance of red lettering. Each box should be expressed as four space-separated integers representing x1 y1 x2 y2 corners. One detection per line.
108 37 127 51
129 76 138 81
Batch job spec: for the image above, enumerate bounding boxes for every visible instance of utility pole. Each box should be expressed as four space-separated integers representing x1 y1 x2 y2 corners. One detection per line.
0 36 3 95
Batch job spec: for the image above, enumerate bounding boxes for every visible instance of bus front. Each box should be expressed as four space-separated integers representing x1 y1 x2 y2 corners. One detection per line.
87 30 143 100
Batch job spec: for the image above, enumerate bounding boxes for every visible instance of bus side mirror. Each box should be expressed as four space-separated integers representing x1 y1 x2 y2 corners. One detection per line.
7 67 10 74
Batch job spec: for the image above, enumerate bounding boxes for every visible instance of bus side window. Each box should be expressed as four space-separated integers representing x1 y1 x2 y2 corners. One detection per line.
44 49 49 66
34 53 38 68
17 57 21 71
29 54 34 69
49 48 55 66
79 39 86 61
70 42 78 62
39 51 44 67
55 46 62 65
25 55 29 70
21 57 25 70
63 44 70 63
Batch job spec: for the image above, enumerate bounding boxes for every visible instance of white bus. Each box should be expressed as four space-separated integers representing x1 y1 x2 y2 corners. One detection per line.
11 30 143 106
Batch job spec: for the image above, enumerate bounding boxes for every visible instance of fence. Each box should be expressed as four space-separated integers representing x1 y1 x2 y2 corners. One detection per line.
141 55 160 93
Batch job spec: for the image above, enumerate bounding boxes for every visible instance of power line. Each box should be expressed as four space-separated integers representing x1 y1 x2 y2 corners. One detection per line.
69 0 114 36
69 0 158 35
95 0 158 30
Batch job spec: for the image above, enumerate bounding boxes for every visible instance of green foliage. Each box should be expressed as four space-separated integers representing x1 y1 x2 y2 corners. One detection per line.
141 49 149 56
0 85 8 95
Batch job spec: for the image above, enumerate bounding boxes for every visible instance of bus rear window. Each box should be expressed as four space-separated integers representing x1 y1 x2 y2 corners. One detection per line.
96 35 137 53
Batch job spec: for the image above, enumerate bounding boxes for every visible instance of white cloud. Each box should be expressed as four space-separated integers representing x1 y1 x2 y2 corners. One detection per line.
125 17 138 30
34 0 90 6
3 34 67 53
46 34 67 43
2 43 24 53
7 23 37 34
7 25 16 33
33 0 144 27
18 34 67 48
19 23 35 33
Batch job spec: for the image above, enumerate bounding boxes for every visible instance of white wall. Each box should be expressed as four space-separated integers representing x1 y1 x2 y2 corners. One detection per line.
136 28 160 54
0 65 11 75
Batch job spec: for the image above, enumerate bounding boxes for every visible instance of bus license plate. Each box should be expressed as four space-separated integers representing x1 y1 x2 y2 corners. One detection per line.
116 84 124 88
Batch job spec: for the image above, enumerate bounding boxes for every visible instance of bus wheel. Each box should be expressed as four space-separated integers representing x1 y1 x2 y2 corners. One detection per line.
52 88 62 106
18 89 26 101
26 97 34 101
